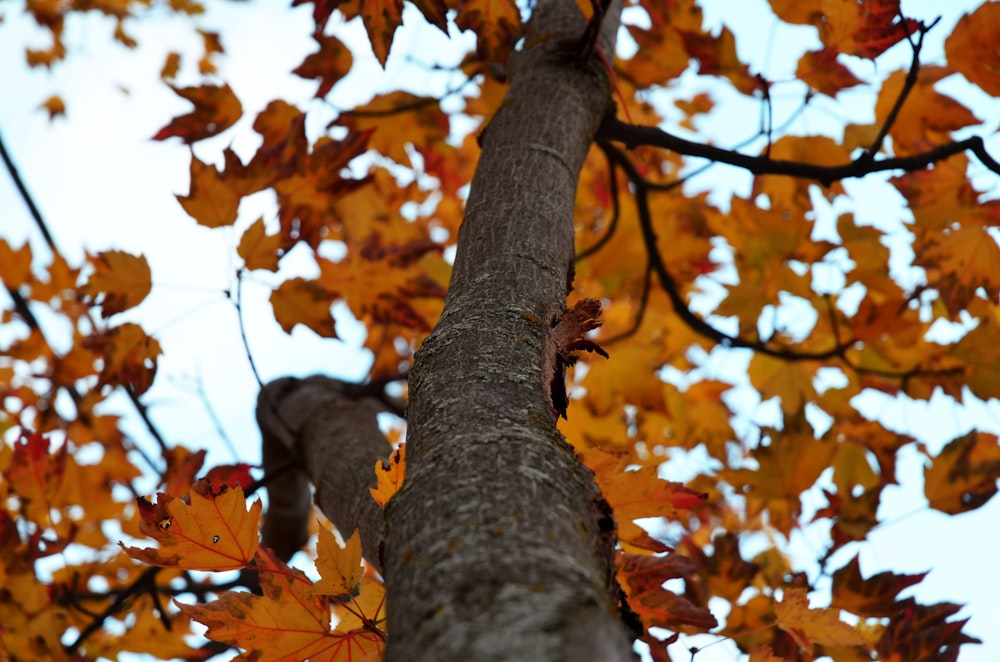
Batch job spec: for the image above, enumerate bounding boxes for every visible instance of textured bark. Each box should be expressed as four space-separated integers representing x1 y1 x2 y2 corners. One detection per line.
382 2 634 660
256 376 393 571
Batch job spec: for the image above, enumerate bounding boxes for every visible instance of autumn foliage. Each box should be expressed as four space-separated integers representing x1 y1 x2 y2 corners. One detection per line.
3 0 1000 660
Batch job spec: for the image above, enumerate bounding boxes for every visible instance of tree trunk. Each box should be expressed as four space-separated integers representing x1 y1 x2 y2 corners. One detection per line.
383 1 633 660
257 1 633 659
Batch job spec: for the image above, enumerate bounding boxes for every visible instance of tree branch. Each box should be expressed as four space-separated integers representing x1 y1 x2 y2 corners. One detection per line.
598 119 1000 184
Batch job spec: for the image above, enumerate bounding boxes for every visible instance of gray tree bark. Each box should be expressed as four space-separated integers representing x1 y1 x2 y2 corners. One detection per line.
257 1 635 660
383 1 633 660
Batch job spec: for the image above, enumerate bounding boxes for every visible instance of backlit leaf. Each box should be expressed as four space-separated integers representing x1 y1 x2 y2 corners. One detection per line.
775 587 867 649
310 527 364 597
455 0 523 63
270 277 337 338
369 444 405 507
83 322 162 394
945 3 1000 96
121 485 260 571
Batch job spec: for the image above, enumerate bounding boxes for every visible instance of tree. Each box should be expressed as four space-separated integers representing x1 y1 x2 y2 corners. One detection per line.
2 0 999 660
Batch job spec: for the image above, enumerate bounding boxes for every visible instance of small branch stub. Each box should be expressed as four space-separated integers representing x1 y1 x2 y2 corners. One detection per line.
543 298 609 421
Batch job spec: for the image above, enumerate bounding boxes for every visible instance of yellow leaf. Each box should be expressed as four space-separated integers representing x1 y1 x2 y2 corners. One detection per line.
311 527 364 597
120 486 261 571
339 91 449 167
80 250 152 317
775 588 868 649
369 444 405 507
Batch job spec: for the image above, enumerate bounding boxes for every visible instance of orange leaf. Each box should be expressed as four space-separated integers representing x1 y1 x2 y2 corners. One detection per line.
775 588 867 649
875 67 980 155
369 444 405 507
270 277 337 338
0 239 33 286
341 0 403 67
293 33 353 98
121 485 260 571
945 3 1000 96
310 527 364 597
176 154 242 228
454 0 523 63
616 552 718 631
152 84 242 143
180 547 384 661
80 250 152 317
339 91 449 167
83 322 162 394
2 432 67 517
583 448 706 551
796 48 863 97
39 94 66 120
924 431 1000 514
162 447 207 499
410 0 448 32
238 217 285 272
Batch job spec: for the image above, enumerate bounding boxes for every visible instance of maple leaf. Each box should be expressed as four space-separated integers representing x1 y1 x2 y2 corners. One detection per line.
616 552 718 631
0 239 33 287
180 547 384 661
177 154 242 228
945 3 1000 96
583 448 706 551
370 444 405 507
310 527 364 597
775 587 868 650
2 432 68 521
195 463 255 496
875 67 980 155
121 485 260 571
270 277 338 338
293 33 353 98
454 0 523 63
796 47 864 97
831 555 926 618
338 91 449 168
83 322 162 394
162 446 207 499
923 431 1000 514
80 250 152 317
543 298 610 420
238 217 286 272
152 83 242 143
678 26 763 95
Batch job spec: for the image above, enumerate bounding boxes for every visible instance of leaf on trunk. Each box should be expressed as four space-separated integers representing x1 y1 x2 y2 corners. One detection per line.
370 444 405 507
543 298 609 421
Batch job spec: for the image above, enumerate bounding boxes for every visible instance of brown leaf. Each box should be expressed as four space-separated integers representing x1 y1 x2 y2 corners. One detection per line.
152 84 242 143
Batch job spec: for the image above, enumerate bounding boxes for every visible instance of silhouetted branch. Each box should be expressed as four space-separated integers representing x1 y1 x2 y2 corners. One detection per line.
599 142 852 362
598 118 1000 184
861 15 940 161
576 148 622 260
